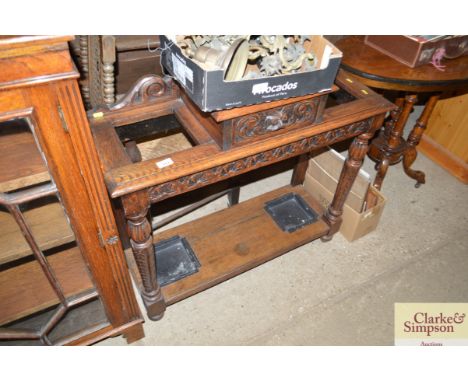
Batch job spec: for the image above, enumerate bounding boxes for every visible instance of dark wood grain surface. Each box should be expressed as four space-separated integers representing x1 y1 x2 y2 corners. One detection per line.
336 36 468 92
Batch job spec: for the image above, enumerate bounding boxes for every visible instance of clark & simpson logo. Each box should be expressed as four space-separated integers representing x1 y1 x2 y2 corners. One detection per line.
395 303 468 346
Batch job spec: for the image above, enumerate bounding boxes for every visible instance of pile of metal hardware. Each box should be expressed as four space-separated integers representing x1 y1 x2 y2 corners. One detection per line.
176 35 317 81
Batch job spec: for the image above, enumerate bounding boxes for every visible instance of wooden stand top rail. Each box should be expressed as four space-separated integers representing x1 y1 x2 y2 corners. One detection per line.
90 70 394 200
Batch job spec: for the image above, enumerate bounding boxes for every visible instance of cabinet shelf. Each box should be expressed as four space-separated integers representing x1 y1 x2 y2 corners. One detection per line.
155 185 329 305
0 245 95 326
0 120 50 193
0 198 75 266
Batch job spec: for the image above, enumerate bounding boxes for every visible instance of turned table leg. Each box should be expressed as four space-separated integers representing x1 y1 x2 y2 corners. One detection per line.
369 98 405 190
102 35 116 106
371 98 404 188
322 116 384 241
382 97 405 139
370 95 417 190
122 190 166 320
78 35 91 109
403 94 440 188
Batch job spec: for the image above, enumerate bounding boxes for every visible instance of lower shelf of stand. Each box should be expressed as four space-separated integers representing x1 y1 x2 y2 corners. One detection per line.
158 185 329 305
0 245 95 326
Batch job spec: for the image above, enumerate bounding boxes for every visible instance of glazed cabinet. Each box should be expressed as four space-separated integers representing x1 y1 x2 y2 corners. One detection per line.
0 36 143 345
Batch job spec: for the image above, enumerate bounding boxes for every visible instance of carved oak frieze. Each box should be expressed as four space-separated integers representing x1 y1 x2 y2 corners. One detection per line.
149 118 372 203
227 98 321 145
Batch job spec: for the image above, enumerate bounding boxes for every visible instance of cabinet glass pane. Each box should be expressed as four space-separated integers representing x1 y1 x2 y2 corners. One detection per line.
0 117 109 345
0 118 50 193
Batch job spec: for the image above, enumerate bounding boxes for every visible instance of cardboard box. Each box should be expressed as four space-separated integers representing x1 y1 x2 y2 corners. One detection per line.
160 35 342 111
304 148 386 241
364 35 468 68
308 148 370 213
305 175 386 242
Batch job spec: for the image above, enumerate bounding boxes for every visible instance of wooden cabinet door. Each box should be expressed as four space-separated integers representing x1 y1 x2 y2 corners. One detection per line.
0 36 142 345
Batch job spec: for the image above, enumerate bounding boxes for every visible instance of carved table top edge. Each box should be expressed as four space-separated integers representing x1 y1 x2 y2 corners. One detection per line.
88 71 394 198
336 36 468 93
103 100 393 198
341 67 468 93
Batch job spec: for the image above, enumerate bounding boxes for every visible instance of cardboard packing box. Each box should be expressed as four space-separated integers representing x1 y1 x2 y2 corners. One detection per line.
308 148 370 213
304 148 386 241
159 35 342 111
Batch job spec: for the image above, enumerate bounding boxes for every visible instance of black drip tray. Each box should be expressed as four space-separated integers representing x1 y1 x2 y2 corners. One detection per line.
154 235 201 286
265 193 319 233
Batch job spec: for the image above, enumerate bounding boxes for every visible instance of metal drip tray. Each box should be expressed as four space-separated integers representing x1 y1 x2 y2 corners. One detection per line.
265 192 319 233
154 236 201 286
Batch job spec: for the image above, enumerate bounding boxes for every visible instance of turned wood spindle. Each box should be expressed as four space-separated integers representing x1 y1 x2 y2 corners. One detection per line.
403 94 441 187
322 116 384 241
373 95 417 190
78 35 91 109
122 191 166 320
102 35 116 106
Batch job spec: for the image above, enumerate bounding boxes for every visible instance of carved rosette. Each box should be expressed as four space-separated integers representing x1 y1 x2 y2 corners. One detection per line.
110 75 171 110
149 119 372 203
231 98 320 143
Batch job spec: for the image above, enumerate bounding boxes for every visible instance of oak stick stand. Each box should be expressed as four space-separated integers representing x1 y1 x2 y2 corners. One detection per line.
90 71 393 320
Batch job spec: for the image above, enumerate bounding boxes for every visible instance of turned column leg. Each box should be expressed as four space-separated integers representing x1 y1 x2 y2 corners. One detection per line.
122 190 166 320
101 35 116 106
373 95 417 190
78 35 91 109
403 94 440 187
291 153 310 186
381 97 405 150
322 116 384 241
372 97 404 189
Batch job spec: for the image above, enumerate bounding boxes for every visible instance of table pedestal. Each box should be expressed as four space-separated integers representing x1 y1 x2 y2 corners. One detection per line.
335 36 468 190
369 94 440 189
